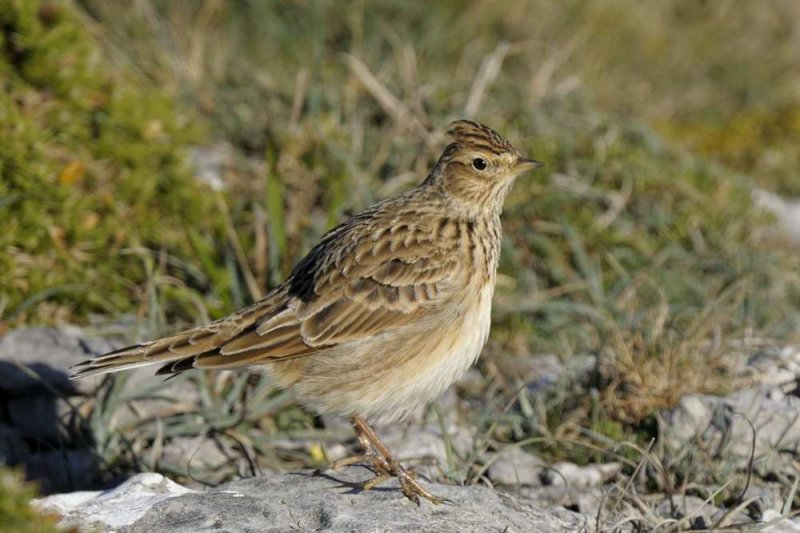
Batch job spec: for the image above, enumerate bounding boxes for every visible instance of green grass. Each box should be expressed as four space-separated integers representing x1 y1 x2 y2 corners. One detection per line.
3 0 800 523
0 468 59 533
0 0 230 326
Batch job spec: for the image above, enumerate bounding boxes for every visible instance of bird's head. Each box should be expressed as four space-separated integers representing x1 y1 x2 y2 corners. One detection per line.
430 120 543 215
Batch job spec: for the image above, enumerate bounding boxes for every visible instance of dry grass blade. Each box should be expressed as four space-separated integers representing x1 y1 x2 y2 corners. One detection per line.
345 54 437 148
712 496 758 529
289 68 309 130
464 41 510 119
214 192 262 301
601 439 654 528
528 28 590 104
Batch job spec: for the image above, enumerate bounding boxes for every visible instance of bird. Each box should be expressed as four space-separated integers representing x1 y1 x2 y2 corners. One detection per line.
71 119 543 504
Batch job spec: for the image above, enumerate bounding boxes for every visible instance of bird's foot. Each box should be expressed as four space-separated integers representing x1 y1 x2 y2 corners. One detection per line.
316 417 448 505
353 450 445 505
347 416 447 505
325 450 390 475
393 462 446 505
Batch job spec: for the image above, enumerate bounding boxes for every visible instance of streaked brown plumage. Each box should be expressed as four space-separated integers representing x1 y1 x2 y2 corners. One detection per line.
71 120 542 504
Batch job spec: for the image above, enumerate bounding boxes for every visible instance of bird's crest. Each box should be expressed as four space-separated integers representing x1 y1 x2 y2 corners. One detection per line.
447 120 515 156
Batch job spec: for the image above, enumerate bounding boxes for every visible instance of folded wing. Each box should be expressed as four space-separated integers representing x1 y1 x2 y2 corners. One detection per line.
70 214 461 378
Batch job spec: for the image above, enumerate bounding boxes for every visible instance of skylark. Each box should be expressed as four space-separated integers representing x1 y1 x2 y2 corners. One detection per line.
72 120 543 504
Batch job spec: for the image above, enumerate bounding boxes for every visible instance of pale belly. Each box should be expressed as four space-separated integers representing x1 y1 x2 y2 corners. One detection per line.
279 283 494 425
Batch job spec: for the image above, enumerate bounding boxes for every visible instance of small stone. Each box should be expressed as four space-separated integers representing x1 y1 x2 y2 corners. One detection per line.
455 367 485 394
159 436 233 481
487 447 546 486
752 188 800 245
516 485 605 517
190 142 235 191
499 353 596 393
323 443 349 462
0 326 121 395
503 353 563 390
543 462 621 488
740 484 784 516
760 510 800 532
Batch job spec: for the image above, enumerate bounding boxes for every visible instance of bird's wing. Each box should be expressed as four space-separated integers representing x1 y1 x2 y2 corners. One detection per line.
71 214 463 378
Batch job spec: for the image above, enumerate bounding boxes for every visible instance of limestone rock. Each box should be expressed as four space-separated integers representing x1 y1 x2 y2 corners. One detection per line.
34 472 195 532
0 326 125 493
0 326 120 395
543 461 621 488
131 468 585 533
662 386 800 472
37 469 584 532
487 447 546 486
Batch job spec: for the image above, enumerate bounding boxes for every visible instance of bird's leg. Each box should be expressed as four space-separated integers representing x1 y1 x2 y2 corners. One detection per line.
349 416 445 505
327 428 391 474
319 416 444 504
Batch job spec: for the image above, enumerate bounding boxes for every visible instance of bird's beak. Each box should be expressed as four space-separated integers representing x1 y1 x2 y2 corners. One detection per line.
515 156 545 172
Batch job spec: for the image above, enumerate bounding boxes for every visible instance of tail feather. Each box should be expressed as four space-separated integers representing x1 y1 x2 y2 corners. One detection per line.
69 337 205 378
68 296 311 380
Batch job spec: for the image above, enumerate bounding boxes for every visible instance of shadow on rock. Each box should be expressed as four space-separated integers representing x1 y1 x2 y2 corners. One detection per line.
0 326 125 494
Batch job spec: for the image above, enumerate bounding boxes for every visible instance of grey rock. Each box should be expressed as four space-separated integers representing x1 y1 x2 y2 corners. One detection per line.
746 345 800 389
34 472 195 532
662 386 800 472
760 510 800 532
0 326 128 494
487 447 546 486
453 367 485 394
190 142 235 191
507 484 605 518
0 326 121 395
130 467 585 533
38 470 586 532
159 436 234 484
512 353 565 390
543 462 621 488
753 188 800 245
653 494 759 530
563 354 598 384
387 420 473 462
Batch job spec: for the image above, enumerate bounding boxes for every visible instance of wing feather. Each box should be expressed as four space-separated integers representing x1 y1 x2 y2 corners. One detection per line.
71 208 461 378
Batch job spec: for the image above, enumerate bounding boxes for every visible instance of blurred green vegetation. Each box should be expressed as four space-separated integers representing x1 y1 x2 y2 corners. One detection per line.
0 468 58 533
2 0 800 506
0 0 229 326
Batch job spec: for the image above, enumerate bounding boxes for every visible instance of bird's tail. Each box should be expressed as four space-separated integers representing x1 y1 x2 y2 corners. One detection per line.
69 323 238 378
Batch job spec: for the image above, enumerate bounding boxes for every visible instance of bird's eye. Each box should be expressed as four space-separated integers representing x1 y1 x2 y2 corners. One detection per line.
472 157 487 171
